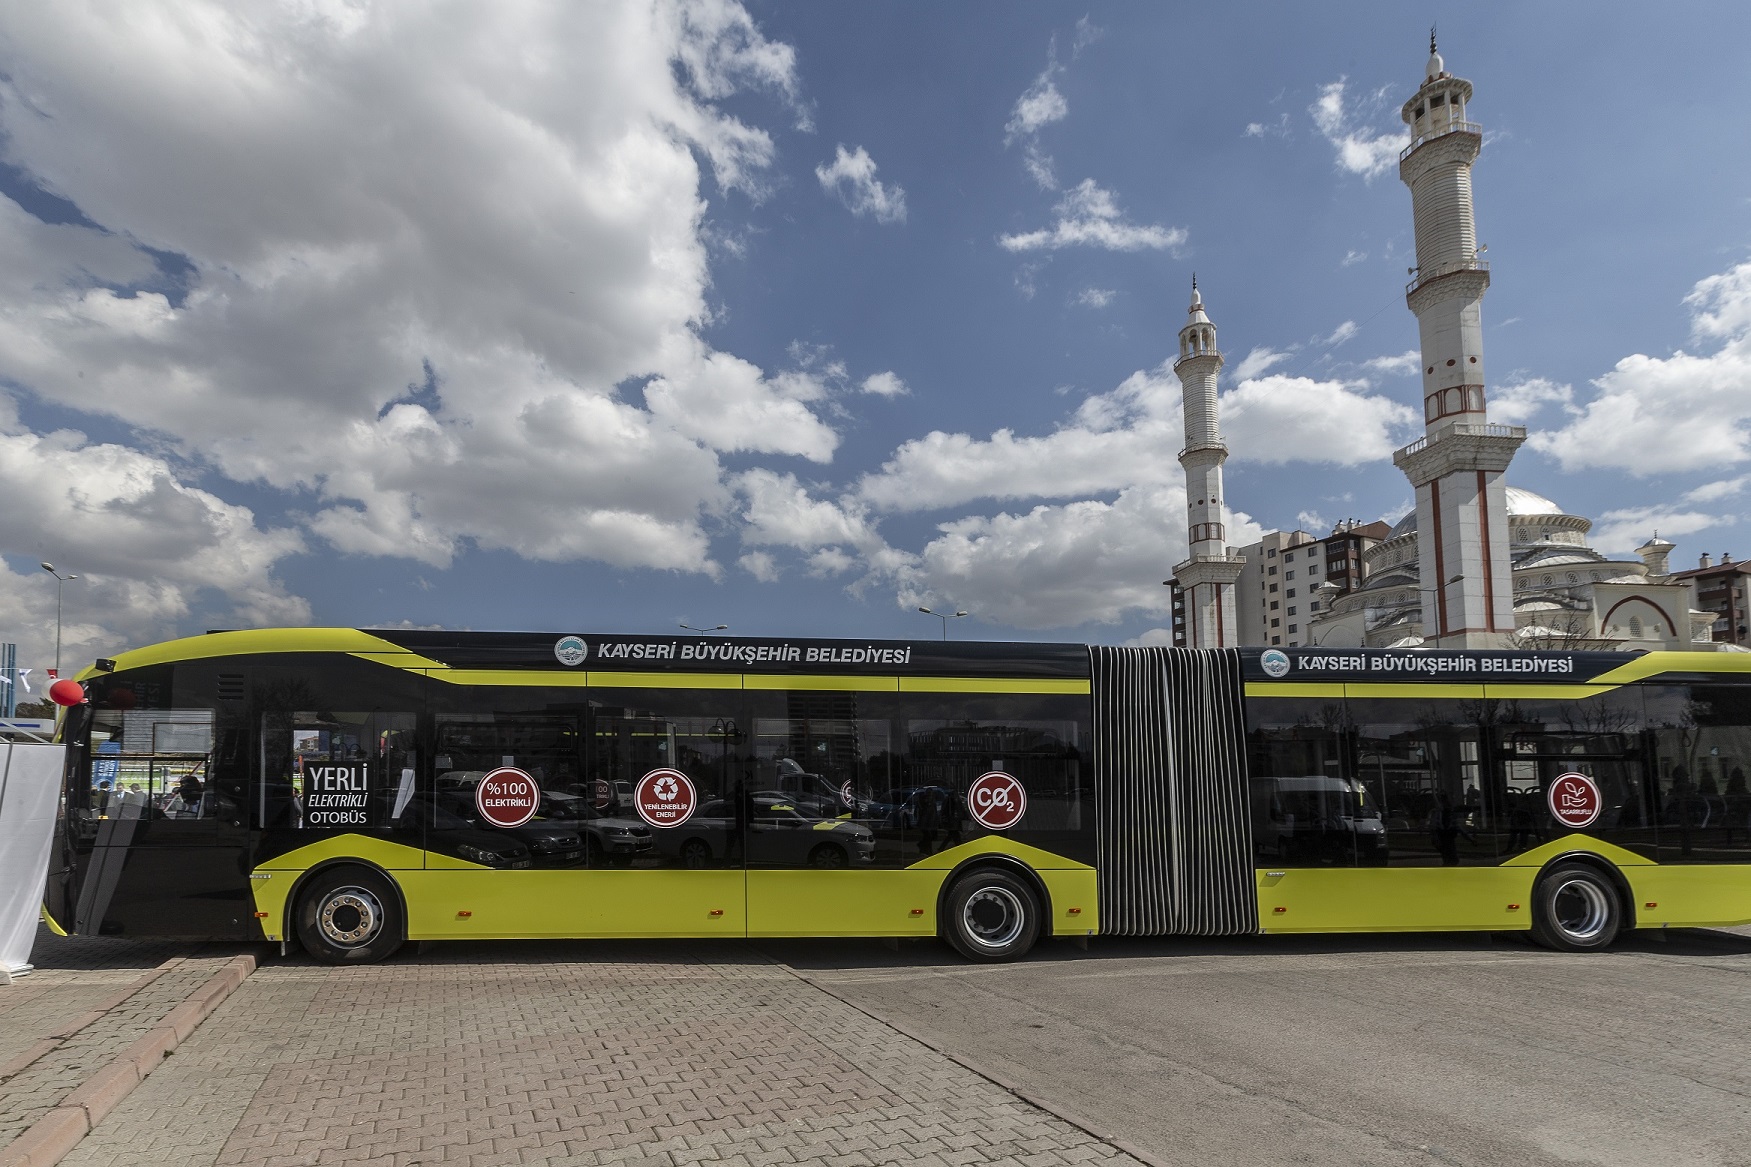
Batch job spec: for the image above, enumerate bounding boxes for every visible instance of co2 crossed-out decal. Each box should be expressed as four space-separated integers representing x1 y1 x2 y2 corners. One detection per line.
475 766 541 829
966 771 1026 831
1548 771 1603 829
634 767 697 828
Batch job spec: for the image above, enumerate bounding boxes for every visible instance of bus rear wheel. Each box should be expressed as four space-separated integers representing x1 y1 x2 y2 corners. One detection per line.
295 866 404 964
942 868 1040 962
1531 863 1622 952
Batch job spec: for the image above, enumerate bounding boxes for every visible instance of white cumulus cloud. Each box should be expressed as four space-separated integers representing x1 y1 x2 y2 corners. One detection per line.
1311 79 1410 181
815 144 908 224
0 0 828 601
999 180 1186 254
896 486 1263 630
1534 261 1751 475
1220 374 1417 465
859 371 909 397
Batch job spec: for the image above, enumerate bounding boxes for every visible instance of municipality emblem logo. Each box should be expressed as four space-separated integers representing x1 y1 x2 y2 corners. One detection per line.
554 635 588 667
1260 648 1291 678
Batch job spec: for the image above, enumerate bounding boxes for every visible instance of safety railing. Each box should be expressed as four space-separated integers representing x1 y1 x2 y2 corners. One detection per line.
1399 120 1483 162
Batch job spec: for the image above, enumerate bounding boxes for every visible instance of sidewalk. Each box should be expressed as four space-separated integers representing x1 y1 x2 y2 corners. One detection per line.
51 939 1144 1167
1 929 261 1167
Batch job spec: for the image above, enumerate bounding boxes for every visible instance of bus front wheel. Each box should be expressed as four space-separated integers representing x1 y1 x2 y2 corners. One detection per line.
942 868 1040 962
1531 863 1622 952
295 867 405 965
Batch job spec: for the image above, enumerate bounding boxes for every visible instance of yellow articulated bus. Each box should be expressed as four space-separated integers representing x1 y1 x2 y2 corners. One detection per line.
42 629 1751 963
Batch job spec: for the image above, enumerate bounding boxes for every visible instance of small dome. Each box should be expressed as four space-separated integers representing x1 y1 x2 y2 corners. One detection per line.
1426 50 1445 80
1504 486 1563 517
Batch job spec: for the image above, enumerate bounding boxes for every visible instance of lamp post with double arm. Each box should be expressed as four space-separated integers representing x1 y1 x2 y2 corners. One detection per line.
917 607 968 641
40 562 79 676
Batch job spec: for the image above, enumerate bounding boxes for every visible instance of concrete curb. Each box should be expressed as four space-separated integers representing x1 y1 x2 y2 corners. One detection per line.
0 954 257 1167
784 964 1173 1167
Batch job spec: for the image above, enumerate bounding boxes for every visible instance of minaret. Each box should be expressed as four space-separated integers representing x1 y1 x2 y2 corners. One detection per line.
1171 279 1244 648
1391 34 1524 648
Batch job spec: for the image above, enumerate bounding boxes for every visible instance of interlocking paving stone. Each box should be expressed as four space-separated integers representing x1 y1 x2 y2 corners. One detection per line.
0 953 237 1145
57 942 1144 1166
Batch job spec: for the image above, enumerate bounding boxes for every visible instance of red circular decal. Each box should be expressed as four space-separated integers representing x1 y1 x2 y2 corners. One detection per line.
634 768 697 828
967 771 1026 831
1548 771 1602 829
475 767 540 829
593 778 613 810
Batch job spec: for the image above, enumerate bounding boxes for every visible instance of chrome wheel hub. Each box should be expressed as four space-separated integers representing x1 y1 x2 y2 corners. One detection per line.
963 886 1025 950
318 886 383 947
1552 878 1610 943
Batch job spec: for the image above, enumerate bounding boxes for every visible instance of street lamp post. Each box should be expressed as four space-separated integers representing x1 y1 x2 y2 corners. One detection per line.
916 607 967 641
39 562 79 676
679 623 728 633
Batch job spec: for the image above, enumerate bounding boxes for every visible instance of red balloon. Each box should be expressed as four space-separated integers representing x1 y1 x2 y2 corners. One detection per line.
49 679 86 707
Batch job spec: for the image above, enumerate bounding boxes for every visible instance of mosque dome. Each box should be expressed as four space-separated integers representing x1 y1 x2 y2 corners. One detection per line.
1387 510 1418 538
1504 486 1563 516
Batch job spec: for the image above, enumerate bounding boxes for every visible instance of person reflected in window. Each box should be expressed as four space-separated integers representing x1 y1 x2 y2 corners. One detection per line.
1429 790 1460 867
1726 767 1748 847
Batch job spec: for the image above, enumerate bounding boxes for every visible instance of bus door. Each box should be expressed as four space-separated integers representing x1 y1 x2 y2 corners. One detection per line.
75 705 253 938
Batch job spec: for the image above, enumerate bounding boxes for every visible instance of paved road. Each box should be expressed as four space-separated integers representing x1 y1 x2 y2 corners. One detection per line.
21 927 1751 1166
765 929 1751 1167
57 940 1144 1167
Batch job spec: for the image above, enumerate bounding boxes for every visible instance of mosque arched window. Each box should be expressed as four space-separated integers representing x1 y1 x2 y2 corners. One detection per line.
1567 572 1579 584
1628 616 1643 639
1542 574 1553 586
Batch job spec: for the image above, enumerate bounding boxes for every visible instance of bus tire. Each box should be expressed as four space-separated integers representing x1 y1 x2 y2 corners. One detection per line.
295 866 404 965
942 868 1040 962
1530 863 1622 952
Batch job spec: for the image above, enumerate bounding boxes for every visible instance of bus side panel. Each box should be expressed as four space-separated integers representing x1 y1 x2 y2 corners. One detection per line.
1257 868 1534 932
1626 864 1751 929
400 869 745 939
747 870 943 937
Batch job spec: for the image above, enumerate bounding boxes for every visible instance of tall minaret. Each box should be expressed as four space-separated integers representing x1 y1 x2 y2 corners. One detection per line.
1391 34 1524 648
1171 279 1245 648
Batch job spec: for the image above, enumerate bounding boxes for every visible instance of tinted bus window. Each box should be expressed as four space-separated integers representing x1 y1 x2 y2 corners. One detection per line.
896 692 1088 866
1244 696 1376 866
749 702 894 869
1486 690 1656 861
263 710 417 832
1348 697 1494 867
1645 684 1751 863
588 690 742 869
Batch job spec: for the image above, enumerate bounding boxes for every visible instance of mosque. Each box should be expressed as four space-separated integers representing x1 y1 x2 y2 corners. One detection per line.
1165 39 1719 653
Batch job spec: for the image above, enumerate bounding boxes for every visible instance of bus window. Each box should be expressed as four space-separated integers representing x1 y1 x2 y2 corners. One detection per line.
901 714 1083 864
588 693 743 869
750 712 894 868
1244 697 1364 866
262 711 417 832
430 712 595 868
1488 690 1656 861
1348 698 1495 867
1645 684 1751 863
84 708 217 825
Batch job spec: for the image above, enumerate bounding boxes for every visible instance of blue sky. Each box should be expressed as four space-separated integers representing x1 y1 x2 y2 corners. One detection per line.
3 2 1751 672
